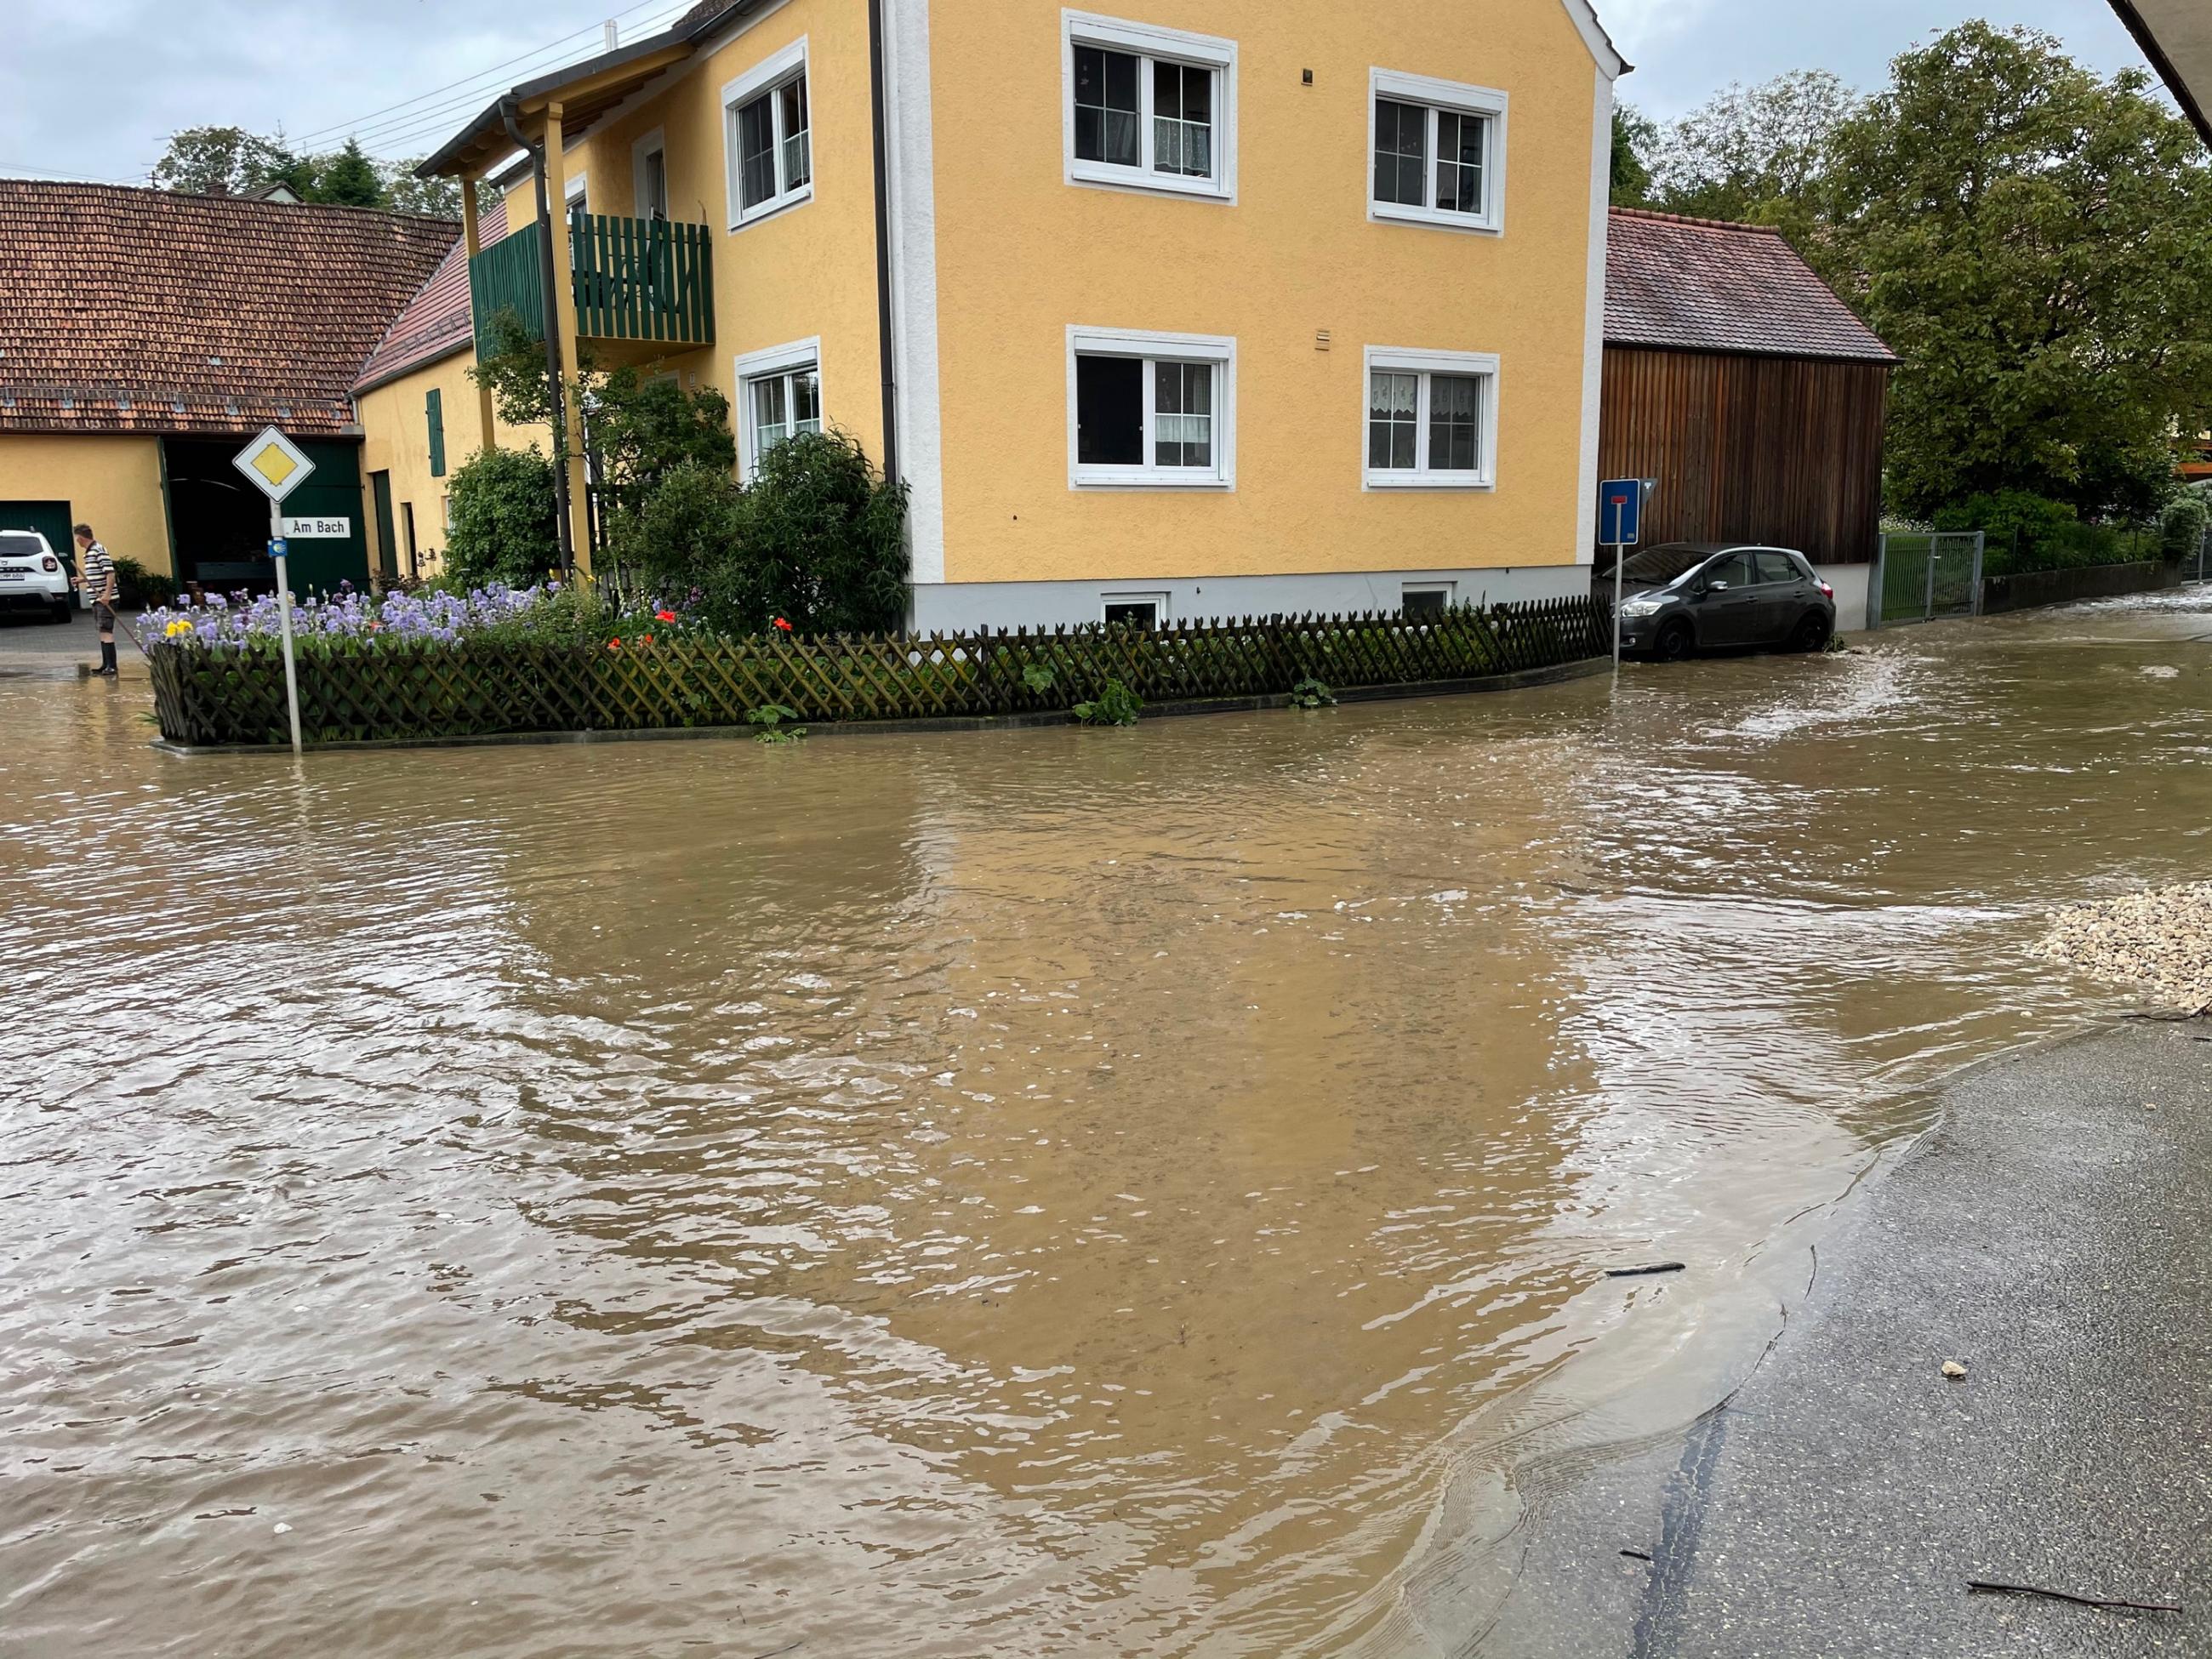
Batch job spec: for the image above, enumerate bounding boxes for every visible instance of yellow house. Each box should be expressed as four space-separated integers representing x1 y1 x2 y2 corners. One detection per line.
406 0 1627 627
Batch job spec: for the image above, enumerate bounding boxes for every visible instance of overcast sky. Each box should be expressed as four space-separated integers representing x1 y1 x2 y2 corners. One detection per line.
0 0 2158 185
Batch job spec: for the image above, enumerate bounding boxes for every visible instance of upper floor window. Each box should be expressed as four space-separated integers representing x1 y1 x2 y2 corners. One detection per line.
634 128 669 219
1063 13 1237 202
1369 69 1508 234
724 40 812 228
1364 347 1499 490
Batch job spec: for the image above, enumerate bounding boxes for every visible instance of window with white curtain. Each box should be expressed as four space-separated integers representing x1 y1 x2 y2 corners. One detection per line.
1069 327 1236 488
1369 68 1508 233
734 338 824 479
1063 13 1237 202
1364 347 1500 489
724 40 812 227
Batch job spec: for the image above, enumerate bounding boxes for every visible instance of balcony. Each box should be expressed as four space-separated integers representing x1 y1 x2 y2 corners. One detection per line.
470 210 715 358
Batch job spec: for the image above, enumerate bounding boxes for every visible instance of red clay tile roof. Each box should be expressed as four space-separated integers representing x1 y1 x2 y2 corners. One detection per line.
1605 207 1898 365
0 180 459 436
353 198 510 394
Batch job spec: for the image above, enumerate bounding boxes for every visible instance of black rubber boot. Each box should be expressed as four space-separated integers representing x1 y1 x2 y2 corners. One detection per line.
98 641 117 676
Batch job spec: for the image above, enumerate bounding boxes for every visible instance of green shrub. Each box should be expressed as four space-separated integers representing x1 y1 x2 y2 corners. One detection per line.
445 446 559 590
1932 489 2077 546
1074 679 1143 726
111 556 176 608
1289 676 1337 709
747 703 807 744
2160 492 2209 561
614 460 745 607
731 430 909 635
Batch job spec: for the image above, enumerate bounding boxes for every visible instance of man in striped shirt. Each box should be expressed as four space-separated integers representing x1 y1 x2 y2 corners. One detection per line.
76 525 117 677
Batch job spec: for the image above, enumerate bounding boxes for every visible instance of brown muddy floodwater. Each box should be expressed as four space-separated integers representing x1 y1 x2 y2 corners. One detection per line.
4 592 2211 1657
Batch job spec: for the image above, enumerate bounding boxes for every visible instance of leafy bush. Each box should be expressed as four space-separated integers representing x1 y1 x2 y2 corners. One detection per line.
730 431 909 635
747 704 807 744
446 446 559 590
111 556 176 609
2159 492 2209 561
1289 676 1337 709
1074 679 1143 727
1932 490 2078 546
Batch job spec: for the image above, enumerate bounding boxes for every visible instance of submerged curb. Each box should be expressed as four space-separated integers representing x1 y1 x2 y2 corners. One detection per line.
148 655 1613 756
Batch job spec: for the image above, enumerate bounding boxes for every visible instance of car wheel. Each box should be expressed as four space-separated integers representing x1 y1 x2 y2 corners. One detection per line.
1787 611 1833 653
1653 619 1696 662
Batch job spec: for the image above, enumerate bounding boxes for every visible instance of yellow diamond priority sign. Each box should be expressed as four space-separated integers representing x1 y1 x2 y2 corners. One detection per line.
232 427 316 504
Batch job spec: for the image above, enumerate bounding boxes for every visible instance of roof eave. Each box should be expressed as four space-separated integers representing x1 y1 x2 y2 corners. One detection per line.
2107 0 2212 147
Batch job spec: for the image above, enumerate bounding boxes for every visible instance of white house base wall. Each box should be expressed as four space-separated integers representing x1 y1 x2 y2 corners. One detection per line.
1815 562 1872 633
910 566 1593 632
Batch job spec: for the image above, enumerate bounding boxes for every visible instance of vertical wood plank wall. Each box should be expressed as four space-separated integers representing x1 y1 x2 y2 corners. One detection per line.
1599 347 1891 565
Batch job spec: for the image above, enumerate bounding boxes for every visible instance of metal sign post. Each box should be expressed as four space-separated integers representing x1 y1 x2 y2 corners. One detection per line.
231 428 316 757
1599 478 1647 673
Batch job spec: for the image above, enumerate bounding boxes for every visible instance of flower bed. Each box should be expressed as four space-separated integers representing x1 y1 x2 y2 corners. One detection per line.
141 584 1611 750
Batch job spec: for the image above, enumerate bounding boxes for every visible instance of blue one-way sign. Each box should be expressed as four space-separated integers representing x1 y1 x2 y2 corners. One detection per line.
1599 478 1644 547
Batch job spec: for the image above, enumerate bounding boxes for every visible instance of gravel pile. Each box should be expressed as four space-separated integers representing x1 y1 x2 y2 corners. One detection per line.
2034 883 2212 1013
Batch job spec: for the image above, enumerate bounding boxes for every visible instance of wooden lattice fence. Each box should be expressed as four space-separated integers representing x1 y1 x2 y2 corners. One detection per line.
148 597 1610 749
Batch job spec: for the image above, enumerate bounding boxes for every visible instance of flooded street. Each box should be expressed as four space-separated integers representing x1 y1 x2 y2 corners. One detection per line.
5 592 2210 1657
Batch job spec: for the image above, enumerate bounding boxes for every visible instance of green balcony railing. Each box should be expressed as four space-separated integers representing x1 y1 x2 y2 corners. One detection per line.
470 210 715 357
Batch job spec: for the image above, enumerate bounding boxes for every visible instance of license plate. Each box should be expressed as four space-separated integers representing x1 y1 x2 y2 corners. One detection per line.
0 570 27 583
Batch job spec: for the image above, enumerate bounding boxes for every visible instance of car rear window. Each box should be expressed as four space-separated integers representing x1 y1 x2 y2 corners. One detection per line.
0 533 44 560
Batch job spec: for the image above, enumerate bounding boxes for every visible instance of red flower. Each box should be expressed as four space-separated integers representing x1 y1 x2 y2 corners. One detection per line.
641 633 654 645
607 638 621 652
772 617 793 632
655 608 677 624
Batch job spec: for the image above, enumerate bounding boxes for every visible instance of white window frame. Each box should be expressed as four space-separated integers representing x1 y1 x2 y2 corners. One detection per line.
1067 325 1236 490
1362 346 1501 492
632 127 669 219
1101 591 1170 628
1401 582 1455 613
1367 67 1508 236
1062 11 1237 203
723 37 812 231
734 335 824 482
564 173 589 216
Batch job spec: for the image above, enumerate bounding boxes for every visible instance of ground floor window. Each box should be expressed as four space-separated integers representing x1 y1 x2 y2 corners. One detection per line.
1401 583 1453 615
734 338 823 480
1102 592 1167 628
1364 347 1499 490
1068 327 1235 488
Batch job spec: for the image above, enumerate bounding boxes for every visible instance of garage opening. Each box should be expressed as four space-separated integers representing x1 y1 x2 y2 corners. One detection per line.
162 437 370 598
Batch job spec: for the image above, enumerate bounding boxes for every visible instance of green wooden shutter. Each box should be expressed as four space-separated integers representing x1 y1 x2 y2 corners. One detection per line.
427 388 447 478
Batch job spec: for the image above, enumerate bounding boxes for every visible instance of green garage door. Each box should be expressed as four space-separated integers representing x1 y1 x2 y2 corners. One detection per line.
0 499 74 558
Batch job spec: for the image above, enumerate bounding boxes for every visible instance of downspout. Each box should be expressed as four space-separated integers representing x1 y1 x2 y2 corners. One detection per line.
867 0 900 487
503 95 576 577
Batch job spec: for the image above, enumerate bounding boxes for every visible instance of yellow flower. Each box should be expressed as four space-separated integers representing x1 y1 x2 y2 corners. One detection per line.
165 618 195 636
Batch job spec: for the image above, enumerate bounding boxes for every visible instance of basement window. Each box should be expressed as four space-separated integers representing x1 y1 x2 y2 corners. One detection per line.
725 40 812 227
1068 326 1235 488
1370 68 1508 234
1064 13 1237 202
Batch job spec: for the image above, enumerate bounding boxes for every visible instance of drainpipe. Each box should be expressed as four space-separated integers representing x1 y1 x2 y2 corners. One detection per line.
504 94 575 577
867 0 900 487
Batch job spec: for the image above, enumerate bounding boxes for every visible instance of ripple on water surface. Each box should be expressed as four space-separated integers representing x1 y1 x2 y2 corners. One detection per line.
3 594 2209 1656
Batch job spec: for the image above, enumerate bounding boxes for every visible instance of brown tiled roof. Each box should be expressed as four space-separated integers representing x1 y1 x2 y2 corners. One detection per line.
1605 208 1898 365
353 198 510 394
0 180 459 436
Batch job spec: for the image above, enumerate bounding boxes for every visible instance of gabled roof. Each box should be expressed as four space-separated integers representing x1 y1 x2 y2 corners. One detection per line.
0 180 459 437
1604 208 1898 365
354 198 510 394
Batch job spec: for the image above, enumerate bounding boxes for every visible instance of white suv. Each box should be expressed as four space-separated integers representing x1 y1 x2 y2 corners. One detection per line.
0 529 76 623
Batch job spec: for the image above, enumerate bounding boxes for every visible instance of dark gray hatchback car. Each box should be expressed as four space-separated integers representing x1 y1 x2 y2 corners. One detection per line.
1604 542 1836 660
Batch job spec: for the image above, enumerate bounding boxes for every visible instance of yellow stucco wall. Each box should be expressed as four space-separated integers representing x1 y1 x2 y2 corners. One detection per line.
926 0 1605 585
0 435 172 576
355 351 507 580
537 0 887 464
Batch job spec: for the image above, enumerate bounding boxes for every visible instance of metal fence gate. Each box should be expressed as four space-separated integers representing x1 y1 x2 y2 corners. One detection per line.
1871 532 1985 626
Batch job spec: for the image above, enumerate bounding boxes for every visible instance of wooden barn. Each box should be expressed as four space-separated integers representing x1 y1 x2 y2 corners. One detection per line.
1600 208 1898 630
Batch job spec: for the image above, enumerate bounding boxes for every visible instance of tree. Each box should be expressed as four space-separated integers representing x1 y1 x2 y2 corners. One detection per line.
1611 105 1656 207
306 138 385 208
1646 71 1860 227
1821 24 2212 521
150 126 299 197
